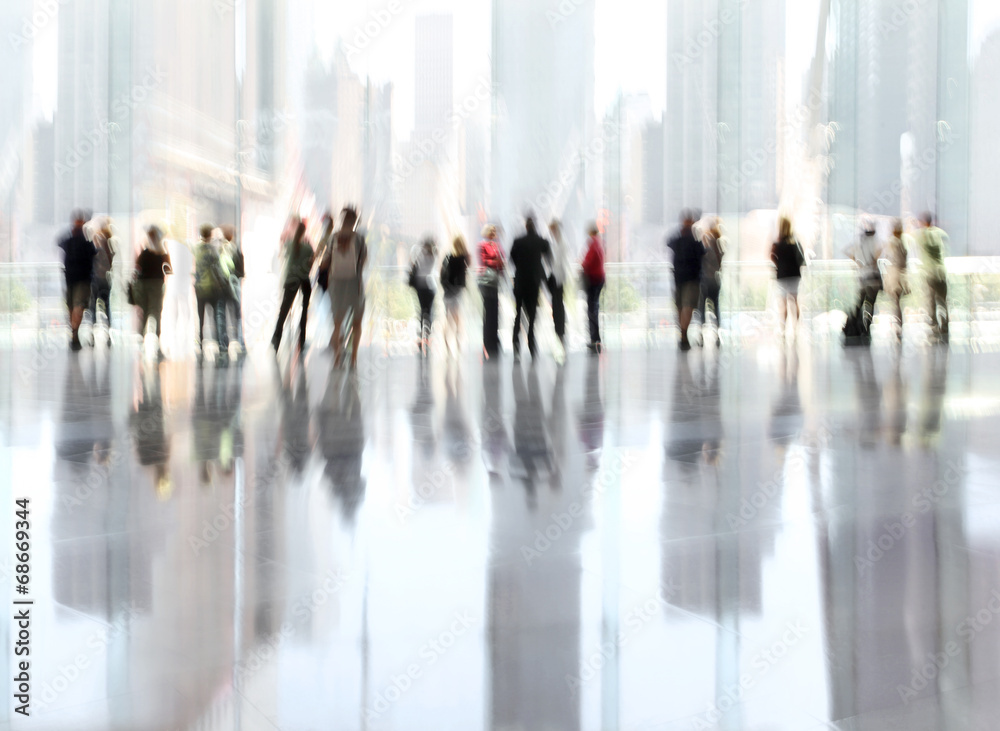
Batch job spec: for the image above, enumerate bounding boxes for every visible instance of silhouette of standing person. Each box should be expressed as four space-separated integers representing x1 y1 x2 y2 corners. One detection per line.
509 215 552 359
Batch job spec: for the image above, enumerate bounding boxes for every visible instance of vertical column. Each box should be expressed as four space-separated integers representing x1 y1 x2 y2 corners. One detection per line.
716 0 741 327
935 0 970 254
106 0 132 326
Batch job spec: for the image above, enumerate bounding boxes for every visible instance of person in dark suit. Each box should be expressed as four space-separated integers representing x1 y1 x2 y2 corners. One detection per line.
509 216 552 358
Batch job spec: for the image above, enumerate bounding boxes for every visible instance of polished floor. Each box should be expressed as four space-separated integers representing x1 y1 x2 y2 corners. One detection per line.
2 339 1000 731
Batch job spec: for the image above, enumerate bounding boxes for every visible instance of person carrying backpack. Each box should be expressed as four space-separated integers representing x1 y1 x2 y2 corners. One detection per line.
440 236 470 355
220 225 246 354
194 223 232 362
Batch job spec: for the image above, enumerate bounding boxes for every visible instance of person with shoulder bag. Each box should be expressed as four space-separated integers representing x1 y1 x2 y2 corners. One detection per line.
409 237 438 356
325 207 367 369
440 236 471 355
133 225 172 358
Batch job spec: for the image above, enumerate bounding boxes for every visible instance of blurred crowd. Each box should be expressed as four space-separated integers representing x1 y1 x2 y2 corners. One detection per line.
54 204 956 364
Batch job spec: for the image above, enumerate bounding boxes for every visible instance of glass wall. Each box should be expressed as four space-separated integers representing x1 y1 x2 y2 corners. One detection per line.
1 0 999 347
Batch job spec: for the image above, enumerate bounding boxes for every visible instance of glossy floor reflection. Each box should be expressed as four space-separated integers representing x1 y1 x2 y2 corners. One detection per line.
3 341 1000 730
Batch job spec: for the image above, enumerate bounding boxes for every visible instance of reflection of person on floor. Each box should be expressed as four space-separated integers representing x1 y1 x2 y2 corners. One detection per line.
318 376 366 522
512 366 553 507
849 349 881 448
578 356 605 470
443 361 473 474
218 363 244 476
278 364 312 477
769 348 803 447
192 366 224 485
481 361 510 477
665 355 705 468
130 363 172 497
916 348 948 447
882 352 908 446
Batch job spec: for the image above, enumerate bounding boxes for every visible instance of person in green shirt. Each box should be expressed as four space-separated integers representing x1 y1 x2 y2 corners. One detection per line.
271 219 315 353
915 212 949 342
194 223 230 361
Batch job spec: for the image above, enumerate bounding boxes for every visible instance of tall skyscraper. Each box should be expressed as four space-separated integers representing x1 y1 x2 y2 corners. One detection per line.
414 14 453 144
402 14 454 239
490 0 596 237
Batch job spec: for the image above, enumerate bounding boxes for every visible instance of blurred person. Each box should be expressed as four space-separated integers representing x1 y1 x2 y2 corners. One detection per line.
509 215 552 359
271 219 314 354
477 224 506 358
699 218 725 343
408 237 438 356
915 212 949 342
89 218 115 344
843 219 883 343
219 225 246 354
58 209 96 351
667 210 704 351
770 216 806 336
581 222 605 353
322 207 367 369
547 219 569 348
313 212 336 292
132 225 172 357
440 235 471 355
881 218 910 339
194 223 231 362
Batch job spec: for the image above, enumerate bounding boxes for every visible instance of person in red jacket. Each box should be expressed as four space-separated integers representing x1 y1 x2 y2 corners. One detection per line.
581 223 605 353
477 224 506 358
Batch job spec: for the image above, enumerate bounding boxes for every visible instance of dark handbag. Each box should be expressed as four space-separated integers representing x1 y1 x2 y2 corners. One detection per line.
126 282 136 305
317 266 329 291
408 262 419 289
